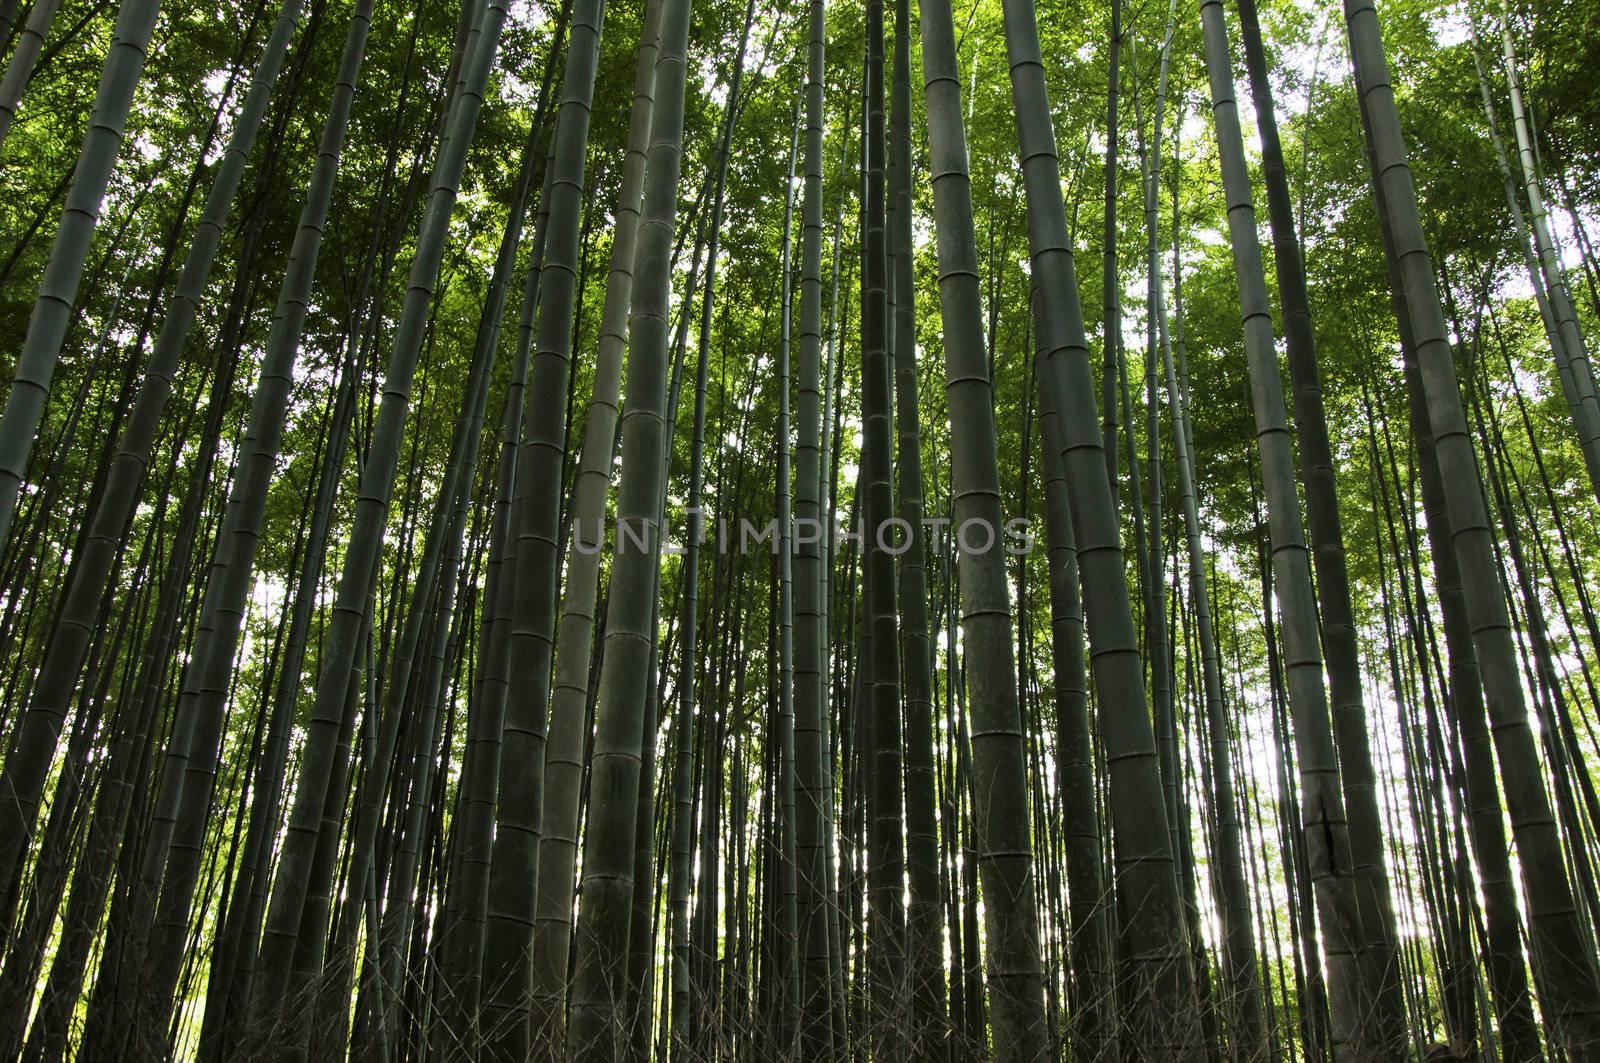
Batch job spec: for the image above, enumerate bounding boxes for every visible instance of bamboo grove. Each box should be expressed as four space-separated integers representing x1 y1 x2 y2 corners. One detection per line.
0 0 1596 1052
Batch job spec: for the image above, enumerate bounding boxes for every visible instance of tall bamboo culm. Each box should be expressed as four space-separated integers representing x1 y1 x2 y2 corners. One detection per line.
998 0 1200 1050
917 0 1052 1054
565 0 693 1048
1346 0 1600 1051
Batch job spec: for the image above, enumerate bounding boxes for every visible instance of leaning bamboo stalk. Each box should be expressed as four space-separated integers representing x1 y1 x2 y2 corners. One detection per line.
0 0 166 883
246 1 510 1038
0 0 163 558
997 0 1199 1048
1346 0 1600 1048
1197 0 1372 1051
